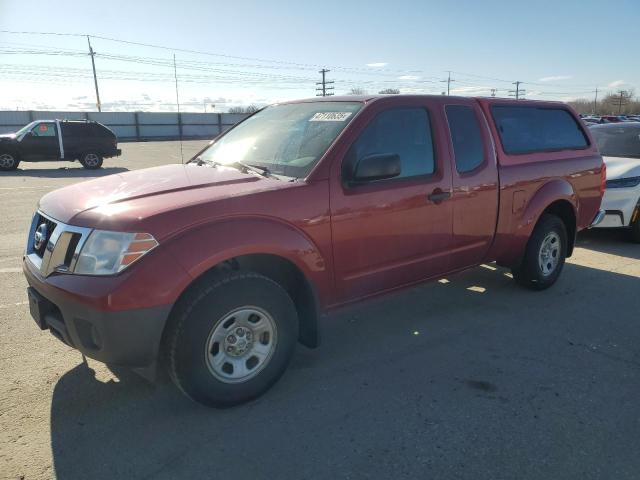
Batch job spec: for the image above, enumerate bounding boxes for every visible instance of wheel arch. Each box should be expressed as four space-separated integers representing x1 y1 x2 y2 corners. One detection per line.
541 199 577 257
163 252 321 351
497 179 578 267
161 217 330 350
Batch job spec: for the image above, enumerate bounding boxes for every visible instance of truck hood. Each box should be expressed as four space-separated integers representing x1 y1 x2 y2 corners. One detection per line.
0 133 17 142
39 163 288 233
603 156 640 180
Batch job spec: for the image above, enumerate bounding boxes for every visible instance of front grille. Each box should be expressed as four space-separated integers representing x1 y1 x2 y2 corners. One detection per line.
34 214 57 257
26 211 93 277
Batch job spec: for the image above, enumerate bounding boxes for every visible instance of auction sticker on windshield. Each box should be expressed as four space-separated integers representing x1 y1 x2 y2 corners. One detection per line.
309 112 353 122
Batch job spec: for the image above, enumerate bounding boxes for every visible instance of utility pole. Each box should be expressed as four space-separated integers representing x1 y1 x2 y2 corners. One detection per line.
87 36 101 112
593 88 598 115
490 88 497 97
441 71 455 95
509 81 525 100
316 69 334 97
614 90 629 114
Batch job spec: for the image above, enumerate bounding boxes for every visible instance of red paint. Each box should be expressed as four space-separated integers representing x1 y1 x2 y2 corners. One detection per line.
29 95 603 315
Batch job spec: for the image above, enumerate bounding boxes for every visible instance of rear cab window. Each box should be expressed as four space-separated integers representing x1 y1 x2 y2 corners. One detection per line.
445 105 485 173
491 105 589 154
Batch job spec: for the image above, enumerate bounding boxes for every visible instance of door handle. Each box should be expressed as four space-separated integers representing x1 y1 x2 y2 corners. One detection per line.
428 189 451 203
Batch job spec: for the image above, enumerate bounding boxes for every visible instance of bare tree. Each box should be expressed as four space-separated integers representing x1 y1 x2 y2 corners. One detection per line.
228 105 259 114
568 89 639 115
378 88 400 94
347 87 368 96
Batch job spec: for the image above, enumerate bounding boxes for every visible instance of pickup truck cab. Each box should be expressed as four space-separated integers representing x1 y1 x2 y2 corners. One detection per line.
22 96 605 406
0 119 120 171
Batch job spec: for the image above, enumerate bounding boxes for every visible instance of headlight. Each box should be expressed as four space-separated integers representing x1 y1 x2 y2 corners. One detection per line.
74 230 158 275
606 176 640 189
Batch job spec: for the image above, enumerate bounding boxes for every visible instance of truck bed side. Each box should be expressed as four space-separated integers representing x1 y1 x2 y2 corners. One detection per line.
476 98 603 267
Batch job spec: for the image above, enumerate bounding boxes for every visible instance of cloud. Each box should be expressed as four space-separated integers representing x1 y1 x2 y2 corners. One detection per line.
608 80 625 88
366 62 388 68
398 75 419 80
538 75 572 82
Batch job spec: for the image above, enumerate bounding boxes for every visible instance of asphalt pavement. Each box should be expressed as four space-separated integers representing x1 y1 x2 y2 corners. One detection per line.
1 141 638 479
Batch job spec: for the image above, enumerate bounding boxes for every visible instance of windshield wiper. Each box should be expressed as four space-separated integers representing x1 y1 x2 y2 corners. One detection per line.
234 161 270 177
230 161 290 180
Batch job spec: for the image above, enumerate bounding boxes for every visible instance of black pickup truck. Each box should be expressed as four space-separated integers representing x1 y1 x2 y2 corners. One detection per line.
0 119 121 171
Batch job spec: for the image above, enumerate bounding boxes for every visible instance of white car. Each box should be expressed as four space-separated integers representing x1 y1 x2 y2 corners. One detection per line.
590 123 640 242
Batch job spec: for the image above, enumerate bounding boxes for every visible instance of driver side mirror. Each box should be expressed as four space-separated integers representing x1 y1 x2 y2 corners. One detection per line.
352 153 401 183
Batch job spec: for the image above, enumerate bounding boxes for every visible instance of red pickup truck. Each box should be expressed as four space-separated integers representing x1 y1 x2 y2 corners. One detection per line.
23 95 605 407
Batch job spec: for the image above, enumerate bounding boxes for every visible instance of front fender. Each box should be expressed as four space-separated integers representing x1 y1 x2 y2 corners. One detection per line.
164 216 332 306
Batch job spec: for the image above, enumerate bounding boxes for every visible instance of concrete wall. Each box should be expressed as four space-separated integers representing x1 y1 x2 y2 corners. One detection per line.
0 111 249 140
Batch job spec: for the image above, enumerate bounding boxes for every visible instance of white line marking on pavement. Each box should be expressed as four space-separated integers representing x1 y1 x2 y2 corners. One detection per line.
0 267 22 273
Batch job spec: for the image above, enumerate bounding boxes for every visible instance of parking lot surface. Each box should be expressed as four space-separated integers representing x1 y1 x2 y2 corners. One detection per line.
1 141 638 479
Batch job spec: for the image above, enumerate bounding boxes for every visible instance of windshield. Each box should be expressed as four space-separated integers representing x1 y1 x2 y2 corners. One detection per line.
591 125 640 158
197 102 362 178
14 121 37 138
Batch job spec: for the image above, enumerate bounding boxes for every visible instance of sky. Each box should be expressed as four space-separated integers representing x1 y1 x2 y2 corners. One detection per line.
0 0 638 112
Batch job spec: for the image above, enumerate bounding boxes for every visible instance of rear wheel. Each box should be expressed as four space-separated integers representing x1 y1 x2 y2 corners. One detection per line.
165 272 298 407
512 214 567 290
0 153 19 171
80 152 103 169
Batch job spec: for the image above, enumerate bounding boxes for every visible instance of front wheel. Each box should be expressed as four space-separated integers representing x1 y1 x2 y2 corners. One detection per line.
80 152 103 169
512 214 568 290
165 272 298 407
0 152 19 171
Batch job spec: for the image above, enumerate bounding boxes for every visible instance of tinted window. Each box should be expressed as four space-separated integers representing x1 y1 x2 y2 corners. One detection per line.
590 125 640 158
90 123 113 137
61 123 88 136
492 106 588 154
446 105 485 173
346 108 435 181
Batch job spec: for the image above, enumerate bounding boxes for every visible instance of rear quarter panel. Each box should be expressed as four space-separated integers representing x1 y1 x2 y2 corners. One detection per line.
477 99 603 266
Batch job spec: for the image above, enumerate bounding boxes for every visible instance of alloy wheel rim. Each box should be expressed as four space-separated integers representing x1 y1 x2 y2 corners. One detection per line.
538 231 561 277
205 306 277 384
84 153 99 166
0 153 15 168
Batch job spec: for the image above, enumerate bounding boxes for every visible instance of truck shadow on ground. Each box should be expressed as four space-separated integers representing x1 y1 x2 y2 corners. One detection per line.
48 261 640 479
577 228 640 260
3 166 129 178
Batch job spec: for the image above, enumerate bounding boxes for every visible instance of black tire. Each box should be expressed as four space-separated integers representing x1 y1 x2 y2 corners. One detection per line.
0 152 19 171
165 271 298 407
79 152 103 169
511 214 568 290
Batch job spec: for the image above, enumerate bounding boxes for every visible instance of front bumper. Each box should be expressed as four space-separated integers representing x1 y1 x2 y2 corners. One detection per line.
590 209 606 227
595 187 640 228
23 258 171 368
